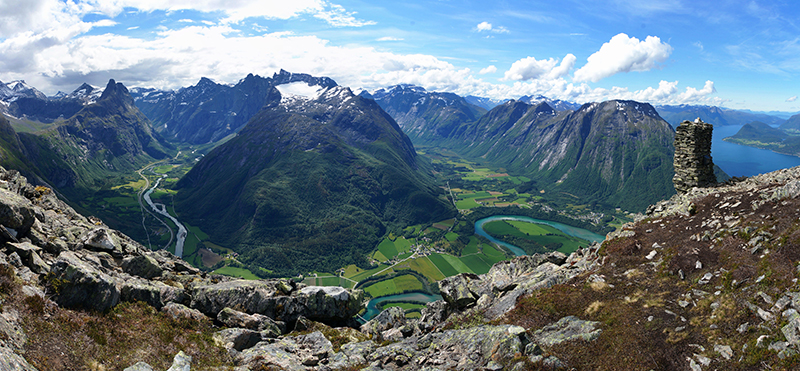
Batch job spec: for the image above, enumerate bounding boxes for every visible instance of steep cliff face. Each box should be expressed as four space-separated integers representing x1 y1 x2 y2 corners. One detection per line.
369 84 487 144
447 100 676 211
133 70 340 145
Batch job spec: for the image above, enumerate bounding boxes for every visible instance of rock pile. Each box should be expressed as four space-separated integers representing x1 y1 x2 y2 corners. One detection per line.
0 166 364 370
673 118 716 193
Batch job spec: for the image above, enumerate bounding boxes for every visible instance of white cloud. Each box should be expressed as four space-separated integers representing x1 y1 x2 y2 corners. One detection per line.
693 41 704 51
573 33 672 83
475 21 509 33
0 3 722 110
787 96 798 102
502 54 575 81
377 36 403 42
479 65 497 74
313 3 376 27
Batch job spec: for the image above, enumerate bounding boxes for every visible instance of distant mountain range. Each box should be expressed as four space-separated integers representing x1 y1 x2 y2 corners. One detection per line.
723 113 800 156
1 73 796 277
130 70 338 144
366 84 487 144
655 104 785 127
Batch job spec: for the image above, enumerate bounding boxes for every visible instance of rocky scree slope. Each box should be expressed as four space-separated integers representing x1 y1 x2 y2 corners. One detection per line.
7 155 800 370
0 166 364 370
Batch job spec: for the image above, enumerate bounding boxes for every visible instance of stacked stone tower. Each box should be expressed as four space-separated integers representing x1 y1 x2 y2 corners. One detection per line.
673 118 716 193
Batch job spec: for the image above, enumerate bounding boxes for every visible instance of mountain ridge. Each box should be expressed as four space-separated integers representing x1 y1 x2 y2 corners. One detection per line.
174 81 454 276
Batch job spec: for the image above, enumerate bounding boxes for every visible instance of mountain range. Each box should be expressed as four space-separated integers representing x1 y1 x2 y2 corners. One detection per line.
448 100 677 211
0 73 794 277
131 70 338 145
174 80 454 276
723 113 800 156
656 104 785 127
367 84 487 144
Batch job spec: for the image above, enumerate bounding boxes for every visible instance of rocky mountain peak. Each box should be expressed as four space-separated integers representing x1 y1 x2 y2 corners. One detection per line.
1 80 47 102
272 69 338 89
98 79 135 108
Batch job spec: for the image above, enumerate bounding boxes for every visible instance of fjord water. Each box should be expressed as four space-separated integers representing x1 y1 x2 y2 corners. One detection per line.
713 125 800 177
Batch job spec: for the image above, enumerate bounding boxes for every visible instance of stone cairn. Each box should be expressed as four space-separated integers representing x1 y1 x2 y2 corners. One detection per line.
673 118 716 193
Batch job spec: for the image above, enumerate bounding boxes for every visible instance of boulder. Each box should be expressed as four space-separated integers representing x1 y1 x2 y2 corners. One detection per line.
0 188 36 235
81 227 118 252
161 303 208 322
297 286 364 324
530 316 602 347
326 341 378 370
238 331 333 371
121 254 163 279
438 273 480 310
123 362 155 371
404 325 529 369
48 251 119 312
361 306 406 338
217 307 282 336
190 279 298 318
7 242 49 274
191 280 363 326
214 328 263 351
166 351 192 371
120 279 185 310
417 300 449 332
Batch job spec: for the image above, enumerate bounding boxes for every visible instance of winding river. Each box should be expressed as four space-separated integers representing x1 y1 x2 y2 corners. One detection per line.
474 215 606 256
361 292 442 323
361 216 605 321
143 176 187 258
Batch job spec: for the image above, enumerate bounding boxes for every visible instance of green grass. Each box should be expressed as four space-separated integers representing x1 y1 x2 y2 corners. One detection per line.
372 250 388 262
316 276 341 286
445 232 459 242
394 237 413 253
456 198 481 209
213 266 260 280
462 236 481 255
350 266 392 282
377 238 398 259
103 196 139 208
481 244 507 263
393 257 445 282
460 254 492 274
483 220 590 255
362 274 425 297
507 220 551 235
437 253 473 274
428 253 459 277
456 191 491 200
483 220 520 236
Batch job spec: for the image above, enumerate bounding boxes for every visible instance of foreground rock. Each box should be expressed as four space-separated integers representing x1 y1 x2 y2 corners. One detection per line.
438 249 600 322
0 166 366 369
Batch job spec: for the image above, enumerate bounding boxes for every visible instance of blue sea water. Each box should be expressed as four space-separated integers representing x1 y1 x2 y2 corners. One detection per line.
712 125 800 177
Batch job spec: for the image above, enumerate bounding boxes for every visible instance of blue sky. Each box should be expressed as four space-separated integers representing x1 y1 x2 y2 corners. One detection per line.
1 0 799 112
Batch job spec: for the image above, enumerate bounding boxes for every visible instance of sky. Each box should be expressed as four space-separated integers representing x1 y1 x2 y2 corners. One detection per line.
1 0 799 112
